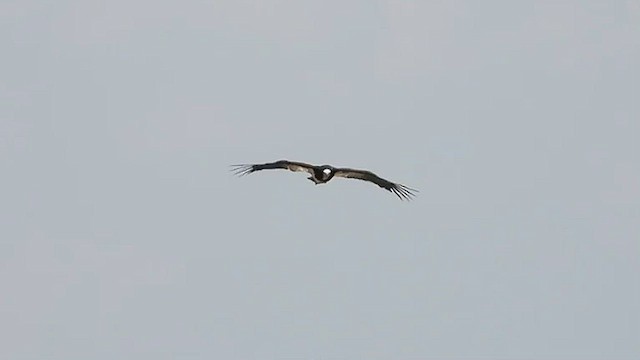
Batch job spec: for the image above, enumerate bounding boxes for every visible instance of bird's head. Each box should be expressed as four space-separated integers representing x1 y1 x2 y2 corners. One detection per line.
320 166 334 180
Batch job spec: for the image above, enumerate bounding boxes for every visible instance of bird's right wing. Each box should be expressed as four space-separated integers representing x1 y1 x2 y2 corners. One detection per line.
333 167 418 200
230 160 315 177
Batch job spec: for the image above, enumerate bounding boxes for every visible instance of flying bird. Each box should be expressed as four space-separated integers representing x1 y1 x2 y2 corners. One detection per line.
230 160 417 200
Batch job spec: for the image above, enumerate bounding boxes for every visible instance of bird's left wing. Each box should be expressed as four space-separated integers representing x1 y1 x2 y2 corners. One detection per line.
230 160 315 177
333 168 418 200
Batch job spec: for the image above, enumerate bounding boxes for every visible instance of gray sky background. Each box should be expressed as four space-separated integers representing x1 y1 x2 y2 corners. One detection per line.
1 1 639 359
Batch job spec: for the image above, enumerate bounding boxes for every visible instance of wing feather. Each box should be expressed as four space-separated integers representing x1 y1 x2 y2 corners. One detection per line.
230 160 315 177
333 168 418 200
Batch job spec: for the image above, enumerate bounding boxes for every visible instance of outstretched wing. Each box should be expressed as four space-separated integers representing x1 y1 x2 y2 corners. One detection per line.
333 168 418 200
230 160 315 177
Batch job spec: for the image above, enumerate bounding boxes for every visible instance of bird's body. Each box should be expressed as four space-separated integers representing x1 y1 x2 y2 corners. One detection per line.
231 160 417 200
308 165 335 184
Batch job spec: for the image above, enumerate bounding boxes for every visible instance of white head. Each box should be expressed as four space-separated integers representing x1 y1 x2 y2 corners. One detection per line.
323 168 332 175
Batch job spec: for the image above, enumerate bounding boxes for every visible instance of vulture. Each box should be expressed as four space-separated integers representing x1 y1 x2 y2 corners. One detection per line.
230 160 417 200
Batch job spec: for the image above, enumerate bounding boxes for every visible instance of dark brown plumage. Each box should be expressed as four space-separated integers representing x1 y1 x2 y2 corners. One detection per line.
230 160 417 200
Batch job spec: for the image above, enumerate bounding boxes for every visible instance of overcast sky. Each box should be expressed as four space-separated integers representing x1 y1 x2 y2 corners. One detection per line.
1 1 639 359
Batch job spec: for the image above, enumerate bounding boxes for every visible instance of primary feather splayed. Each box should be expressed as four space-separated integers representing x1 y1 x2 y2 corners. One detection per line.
231 160 418 200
